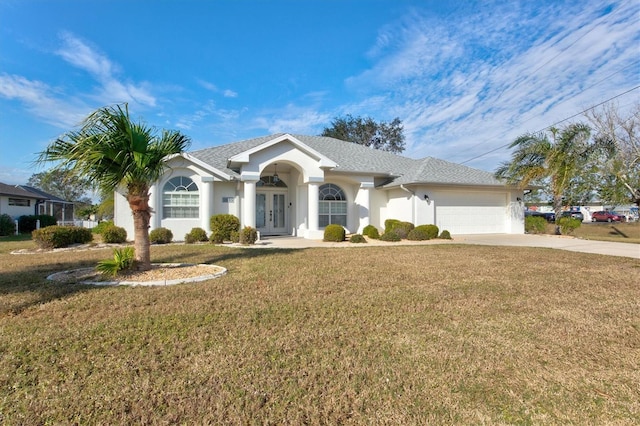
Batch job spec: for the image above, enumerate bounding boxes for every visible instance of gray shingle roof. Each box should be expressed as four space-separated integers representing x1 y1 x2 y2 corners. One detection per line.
0 182 46 199
189 133 504 187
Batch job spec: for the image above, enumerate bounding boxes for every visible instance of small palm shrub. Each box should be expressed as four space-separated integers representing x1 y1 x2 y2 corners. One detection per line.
96 247 136 277
559 217 581 235
384 219 401 234
32 225 93 249
362 225 380 239
439 230 452 239
101 225 127 243
185 227 208 244
380 231 401 242
239 226 258 245
525 216 547 234
149 227 173 244
349 234 367 244
323 224 345 242
210 214 240 242
0 214 15 236
92 220 115 234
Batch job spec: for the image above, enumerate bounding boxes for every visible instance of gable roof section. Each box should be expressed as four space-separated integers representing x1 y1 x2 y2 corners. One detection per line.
187 133 505 187
18 185 73 203
228 134 337 168
0 182 47 199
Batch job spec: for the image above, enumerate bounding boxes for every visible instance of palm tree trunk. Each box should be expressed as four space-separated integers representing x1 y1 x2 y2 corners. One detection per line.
127 191 152 271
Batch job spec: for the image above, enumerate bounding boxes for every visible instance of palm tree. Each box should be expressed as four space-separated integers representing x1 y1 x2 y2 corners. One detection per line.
37 104 191 270
495 123 594 234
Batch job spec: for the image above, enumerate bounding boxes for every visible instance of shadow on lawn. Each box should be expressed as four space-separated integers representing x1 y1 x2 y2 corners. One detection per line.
1 244 302 316
609 226 629 238
0 259 100 316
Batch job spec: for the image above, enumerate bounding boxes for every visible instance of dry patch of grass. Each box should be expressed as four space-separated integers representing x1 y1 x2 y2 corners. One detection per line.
1 241 639 424
572 221 640 244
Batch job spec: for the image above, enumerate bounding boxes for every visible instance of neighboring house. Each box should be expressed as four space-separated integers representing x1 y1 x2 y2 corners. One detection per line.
0 182 74 223
114 133 525 240
19 185 75 224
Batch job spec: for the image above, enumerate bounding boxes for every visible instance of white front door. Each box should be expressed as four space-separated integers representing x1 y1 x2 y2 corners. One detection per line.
256 192 287 235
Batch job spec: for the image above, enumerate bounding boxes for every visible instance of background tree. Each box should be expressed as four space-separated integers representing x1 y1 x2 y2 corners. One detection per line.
37 104 191 271
495 123 603 233
585 102 640 206
321 114 406 153
27 168 92 202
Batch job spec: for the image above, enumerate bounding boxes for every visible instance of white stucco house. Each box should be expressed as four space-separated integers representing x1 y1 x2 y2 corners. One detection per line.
114 133 525 240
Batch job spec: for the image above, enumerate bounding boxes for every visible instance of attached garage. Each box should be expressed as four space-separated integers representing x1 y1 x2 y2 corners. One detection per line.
432 190 509 235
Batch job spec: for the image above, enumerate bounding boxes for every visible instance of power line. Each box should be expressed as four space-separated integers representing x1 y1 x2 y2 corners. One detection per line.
459 85 640 165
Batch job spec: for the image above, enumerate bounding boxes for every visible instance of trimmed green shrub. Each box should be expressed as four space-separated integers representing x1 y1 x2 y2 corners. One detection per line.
525 216 547 234
92 220 115 234
559 217 582 235
384 219 401 234
380 231 401 242
185 227 209 244
101 225 127 243
96 247 136 277
362 225 380 239
149 227 173 244
32 225 93 249
239 226 258 245
439 230 452 240
0 214 15 236
420 224 439 240
349 234 367 244
393 221 415 239
407 227 431 241
18 214 56 233
209 229 225 244
210 214 240 242
230 230 240 243
323 224 346 242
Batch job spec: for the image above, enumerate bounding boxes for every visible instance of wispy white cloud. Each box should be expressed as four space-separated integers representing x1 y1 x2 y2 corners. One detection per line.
56 31 156 108
0 73 87 127
197 79 238 98
345 0 640 170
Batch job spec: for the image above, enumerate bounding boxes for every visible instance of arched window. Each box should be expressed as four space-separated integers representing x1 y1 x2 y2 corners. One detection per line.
163 176 199 218
319 183 347 227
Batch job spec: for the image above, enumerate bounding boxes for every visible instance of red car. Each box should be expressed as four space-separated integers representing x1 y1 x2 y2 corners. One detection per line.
591 211 623 222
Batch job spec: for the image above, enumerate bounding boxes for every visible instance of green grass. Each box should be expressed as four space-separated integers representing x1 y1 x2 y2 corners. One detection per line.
1 241 639 424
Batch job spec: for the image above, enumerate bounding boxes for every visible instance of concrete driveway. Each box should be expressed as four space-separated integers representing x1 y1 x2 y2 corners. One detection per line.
455 234 639 259
256 234 640 259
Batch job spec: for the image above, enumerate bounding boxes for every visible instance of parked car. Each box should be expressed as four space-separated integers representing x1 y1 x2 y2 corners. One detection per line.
561 211 584 221
525 211 556 222
591 211 623 222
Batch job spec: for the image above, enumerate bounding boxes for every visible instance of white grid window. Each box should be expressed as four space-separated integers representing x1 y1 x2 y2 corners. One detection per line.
319 184 347 227
163 177 199 218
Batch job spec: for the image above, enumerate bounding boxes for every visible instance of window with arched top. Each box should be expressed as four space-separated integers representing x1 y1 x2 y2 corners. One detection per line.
319 183 347 227
162 176 199 218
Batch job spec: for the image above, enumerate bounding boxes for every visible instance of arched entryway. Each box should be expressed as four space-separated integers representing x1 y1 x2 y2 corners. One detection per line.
256 164 289 235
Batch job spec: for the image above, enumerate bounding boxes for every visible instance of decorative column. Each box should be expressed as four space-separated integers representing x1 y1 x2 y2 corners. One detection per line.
307 181 320 238
200 177 214 232
357 183 372 232
243 180 257 228
148 183 159 230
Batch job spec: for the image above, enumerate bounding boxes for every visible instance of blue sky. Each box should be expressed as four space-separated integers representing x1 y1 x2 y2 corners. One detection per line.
1 0 638 185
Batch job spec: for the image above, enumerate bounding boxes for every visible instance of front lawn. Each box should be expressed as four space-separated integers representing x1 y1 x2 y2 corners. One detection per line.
1 242 638 424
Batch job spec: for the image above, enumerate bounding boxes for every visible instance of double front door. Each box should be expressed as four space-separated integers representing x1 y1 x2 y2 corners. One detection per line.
256 192 287 235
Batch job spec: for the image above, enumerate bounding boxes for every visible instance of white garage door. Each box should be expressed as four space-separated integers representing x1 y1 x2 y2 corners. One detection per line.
435 192 507 234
